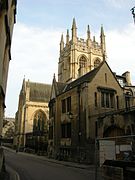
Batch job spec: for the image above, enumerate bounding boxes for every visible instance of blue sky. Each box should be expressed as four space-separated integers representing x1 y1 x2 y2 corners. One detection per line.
18 0 134 29
5 0 135 117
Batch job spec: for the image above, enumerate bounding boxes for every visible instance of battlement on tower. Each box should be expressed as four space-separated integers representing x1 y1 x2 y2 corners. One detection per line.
58 19 106 83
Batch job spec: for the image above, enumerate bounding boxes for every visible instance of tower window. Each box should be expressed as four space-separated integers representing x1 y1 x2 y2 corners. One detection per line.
78 56 87 77
79 56 86 68
94 59 100 68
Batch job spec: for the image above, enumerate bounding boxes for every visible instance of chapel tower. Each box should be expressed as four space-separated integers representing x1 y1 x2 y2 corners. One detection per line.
58 18 106 83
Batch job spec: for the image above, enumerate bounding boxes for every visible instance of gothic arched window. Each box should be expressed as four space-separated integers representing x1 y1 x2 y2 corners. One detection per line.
78 56 87 77
94 58 101 68
33 110 46 136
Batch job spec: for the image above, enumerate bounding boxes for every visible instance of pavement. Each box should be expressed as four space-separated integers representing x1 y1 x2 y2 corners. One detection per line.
6 165 20 180
0 166 20 180
0 170 9 180
3 146 100 180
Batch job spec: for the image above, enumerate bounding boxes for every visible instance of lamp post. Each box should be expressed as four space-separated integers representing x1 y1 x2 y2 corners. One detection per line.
131 6 135 24
67 112 73 120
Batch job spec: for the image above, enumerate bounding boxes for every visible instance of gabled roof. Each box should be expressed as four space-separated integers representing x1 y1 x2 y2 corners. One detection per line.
27 82 51 102
56 82 66 94
50 75 66 100
51 61 104 97
61 60 123 94
64 61 104 92
51 60 123 97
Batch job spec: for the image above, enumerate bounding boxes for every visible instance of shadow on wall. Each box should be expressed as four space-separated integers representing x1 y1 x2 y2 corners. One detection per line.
0 138 6 177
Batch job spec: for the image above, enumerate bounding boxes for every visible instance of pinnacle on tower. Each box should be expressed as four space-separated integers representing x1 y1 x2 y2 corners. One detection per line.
71 18 77 42
100 24 106 57
66 29 69 45
22 76 26 92
100 24 105 36
93 36 96 42
87 25 90 39
60 33 64 52
60 33 64 43
72 18 77 29
87 25 91 46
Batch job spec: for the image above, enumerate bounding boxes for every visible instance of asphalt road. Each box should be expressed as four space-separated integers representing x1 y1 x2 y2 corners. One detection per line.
4 149 95 180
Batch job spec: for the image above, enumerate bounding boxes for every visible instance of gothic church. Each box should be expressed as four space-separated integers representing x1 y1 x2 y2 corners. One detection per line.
58 18 106 83
48 19 135 164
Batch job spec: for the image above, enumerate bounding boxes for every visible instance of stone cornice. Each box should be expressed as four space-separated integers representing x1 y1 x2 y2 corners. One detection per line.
25 103 48 109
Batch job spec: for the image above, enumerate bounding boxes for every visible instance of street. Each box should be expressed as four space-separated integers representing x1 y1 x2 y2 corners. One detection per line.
4 149 96 180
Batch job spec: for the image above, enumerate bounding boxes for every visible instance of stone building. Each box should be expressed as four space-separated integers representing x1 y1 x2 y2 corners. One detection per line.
0 0 17 136
2 117 15 139
14 79 51 152
58 18 106 83
48 19 135 163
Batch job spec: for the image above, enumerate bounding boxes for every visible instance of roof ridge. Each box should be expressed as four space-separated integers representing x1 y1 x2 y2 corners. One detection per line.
26 81 51 86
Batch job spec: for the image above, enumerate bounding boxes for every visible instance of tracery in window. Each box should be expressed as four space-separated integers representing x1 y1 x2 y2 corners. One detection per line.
78 56 87 77
33 110 46 135
94 58 100 68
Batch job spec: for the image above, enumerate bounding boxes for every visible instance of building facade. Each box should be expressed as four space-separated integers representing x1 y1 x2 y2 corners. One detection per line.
58 18 106 83
14 79 51 152
2 117 15 139
0 0 17 135
48 19 135 163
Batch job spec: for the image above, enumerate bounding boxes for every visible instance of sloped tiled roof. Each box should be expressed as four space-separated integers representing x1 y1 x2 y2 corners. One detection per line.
27 82 51 102
56 82 66 94
64 62 104 92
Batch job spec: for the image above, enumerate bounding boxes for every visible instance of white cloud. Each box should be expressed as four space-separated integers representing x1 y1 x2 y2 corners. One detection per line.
6 23 63 117
5 22 135 117
11 23 63 80
103 0 133 8
106 23 135 84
